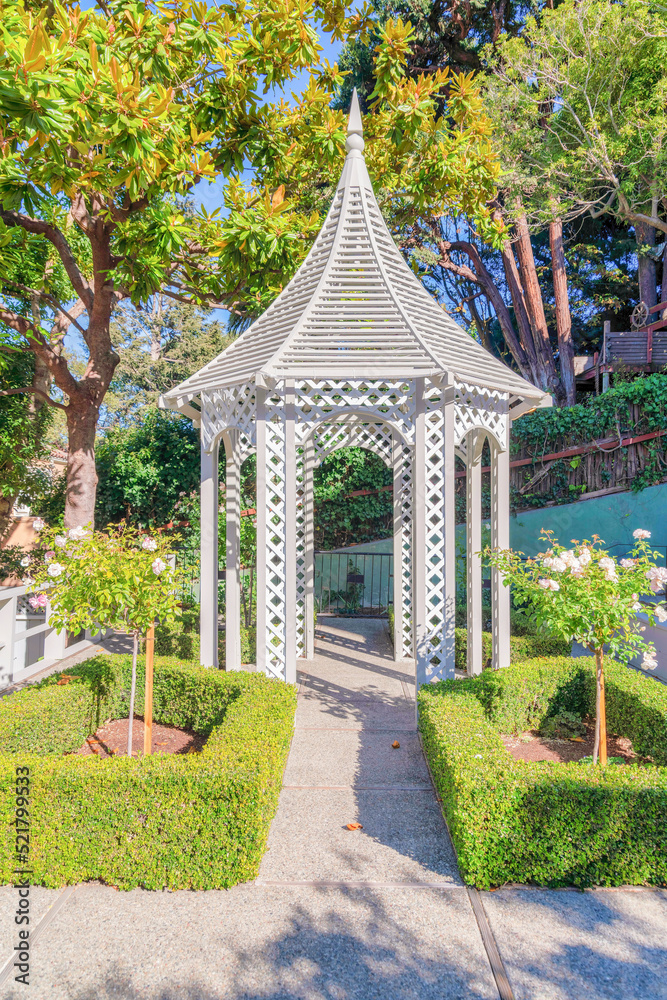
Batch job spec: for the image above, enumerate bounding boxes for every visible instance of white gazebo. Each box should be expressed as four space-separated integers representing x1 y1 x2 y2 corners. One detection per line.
161 92 548 687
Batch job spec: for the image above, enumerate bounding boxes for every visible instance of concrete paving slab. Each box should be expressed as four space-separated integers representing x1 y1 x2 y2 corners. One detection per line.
294 695 417 730
258 788 461 884
1 883 496 1000
481 887 667 1000
283 729 430 788
0 887 61 970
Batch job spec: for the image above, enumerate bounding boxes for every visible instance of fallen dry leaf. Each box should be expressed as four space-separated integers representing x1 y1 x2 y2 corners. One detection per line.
346 822 363 831
56 677 72 685
571 737 585 742
391 740 400 749
156 742 168 746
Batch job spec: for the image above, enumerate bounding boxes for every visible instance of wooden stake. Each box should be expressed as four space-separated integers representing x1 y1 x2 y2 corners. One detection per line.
143 625 155 757
598 651 607 768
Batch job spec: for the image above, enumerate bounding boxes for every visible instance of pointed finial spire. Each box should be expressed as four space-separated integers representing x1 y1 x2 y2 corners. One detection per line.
345 88 365 154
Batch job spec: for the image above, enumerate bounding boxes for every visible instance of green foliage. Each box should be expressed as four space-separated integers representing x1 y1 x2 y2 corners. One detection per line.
314 446 393 548
419 655 667 887
0 337 50 500
95 408 200 527
29 522 183 638
0 655 296 889
453 628 570 671
512 375 667 495
539 710 586 739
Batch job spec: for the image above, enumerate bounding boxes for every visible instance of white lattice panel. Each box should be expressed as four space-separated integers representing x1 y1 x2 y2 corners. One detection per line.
200 383 256 453
295 380 415 445
421 398 448 679
454 380 508 451
307 418 394 468
262 394 287 679
295 446 307 657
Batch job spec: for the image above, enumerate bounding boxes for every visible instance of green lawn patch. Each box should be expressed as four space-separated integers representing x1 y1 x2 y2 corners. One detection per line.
419 655 667 888
0 656 296 890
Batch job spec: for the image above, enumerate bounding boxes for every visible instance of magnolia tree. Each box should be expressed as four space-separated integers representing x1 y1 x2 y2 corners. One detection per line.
486 530 667 766
26 521 182 756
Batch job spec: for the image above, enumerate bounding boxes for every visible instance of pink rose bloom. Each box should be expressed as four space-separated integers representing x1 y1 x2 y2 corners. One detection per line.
32 518 45 532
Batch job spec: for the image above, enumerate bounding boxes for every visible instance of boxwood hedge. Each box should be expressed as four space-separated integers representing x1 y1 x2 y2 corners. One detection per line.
419 656 667 888
453 628 570 671
0 655 296 890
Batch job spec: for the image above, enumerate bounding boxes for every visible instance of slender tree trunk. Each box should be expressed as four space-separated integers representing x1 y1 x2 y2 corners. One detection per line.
549 219 576 405
127 631 139 757
64 403 99 530
514 210 560 394
635 220 657 309
593 648 607 767
444 239 535 382
500 242 542 386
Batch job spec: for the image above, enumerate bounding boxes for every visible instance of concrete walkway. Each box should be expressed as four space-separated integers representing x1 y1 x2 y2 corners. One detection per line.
1 618 666 1000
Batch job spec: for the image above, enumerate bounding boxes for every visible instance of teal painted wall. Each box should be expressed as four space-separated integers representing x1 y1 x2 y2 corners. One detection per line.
328 482 667 564
508 482 667 560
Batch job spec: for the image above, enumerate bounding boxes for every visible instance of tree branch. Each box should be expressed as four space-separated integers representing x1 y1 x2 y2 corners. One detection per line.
1 280 87 334
0 210 94 311
0 386 67 410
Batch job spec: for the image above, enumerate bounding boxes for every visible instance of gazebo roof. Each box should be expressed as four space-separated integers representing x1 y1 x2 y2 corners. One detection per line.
162 92 545 408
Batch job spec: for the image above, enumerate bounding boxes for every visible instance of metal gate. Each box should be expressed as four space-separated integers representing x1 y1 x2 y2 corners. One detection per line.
314 551 393 616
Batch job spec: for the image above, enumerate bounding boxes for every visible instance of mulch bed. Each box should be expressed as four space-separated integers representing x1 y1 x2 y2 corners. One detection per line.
501 720 648 765
74 715 207 758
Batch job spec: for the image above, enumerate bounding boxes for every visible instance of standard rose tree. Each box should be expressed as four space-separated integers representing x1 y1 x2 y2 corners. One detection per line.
486 530 667 766
28 522 183 756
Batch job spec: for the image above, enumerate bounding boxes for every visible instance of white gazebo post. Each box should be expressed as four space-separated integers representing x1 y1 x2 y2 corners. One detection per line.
490 417 511 669
161 89 547 686
200 437 219 668
466 430 484 676
223 430 242 671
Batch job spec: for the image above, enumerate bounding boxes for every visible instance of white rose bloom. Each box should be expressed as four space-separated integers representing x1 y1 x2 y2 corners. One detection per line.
68 526 87 540
642 647 658 669
152 558 167 576
619 558 635 569
54 534 66 548
548 580 560 591
538 578 551 589
571 566 585 578
142 537 158 551
633 528 651 539
632 602 642 612
542 556 555 570
578 548 592 565
20 556 30 567
32 518 45 531
550 557 567 573
604 569 618 583
560 550 576 567
47 563 64 578
655 605 667 623
599 557 614 571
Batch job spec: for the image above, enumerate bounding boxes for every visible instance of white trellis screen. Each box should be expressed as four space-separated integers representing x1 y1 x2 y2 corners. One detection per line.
161 90 548 688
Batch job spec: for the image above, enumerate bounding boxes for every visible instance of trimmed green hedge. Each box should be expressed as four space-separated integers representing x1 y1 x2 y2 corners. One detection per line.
419 655 667 888
0 656 296 889
453 628 571 671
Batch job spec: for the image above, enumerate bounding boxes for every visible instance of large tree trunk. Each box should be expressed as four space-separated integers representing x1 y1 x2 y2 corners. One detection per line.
513 210 560 396
549 218 576 405
65 403 99 530
635 220 657 309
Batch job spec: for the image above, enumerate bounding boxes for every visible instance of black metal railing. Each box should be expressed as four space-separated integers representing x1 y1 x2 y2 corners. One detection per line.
315 551 393 616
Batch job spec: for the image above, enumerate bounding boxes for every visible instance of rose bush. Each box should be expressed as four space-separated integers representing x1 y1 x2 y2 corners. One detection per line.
27 522 183 755
486 530 667 765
